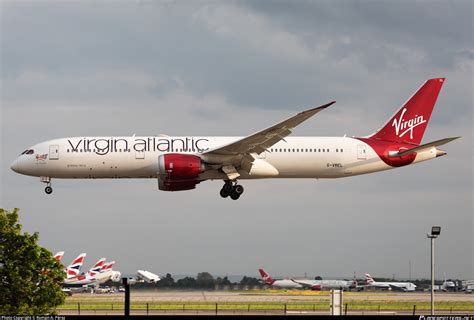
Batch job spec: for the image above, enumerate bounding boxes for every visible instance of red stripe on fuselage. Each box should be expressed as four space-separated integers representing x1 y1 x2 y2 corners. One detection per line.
356 138 417 167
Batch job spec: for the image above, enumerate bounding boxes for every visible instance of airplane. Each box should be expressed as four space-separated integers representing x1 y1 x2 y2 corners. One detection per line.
64 258 106 286
136 270 161 283
93 261 122 284
258 268 303 289
259 268 356 290
10 78 459 200
291 278 357 290
64 260 121 286
54 251 65 261
65 253 87 279
365 273 416 292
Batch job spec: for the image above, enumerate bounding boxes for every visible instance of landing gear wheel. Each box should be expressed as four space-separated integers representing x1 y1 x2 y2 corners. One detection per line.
220 181 233 198
230 191 241 200
220 180 244 200
234 184 244 195
45 186 53 194
230 184 244 200
220 188 230 198
223 181 233 193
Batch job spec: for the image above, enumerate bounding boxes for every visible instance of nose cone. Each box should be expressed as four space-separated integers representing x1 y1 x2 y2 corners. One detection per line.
11 159 19 173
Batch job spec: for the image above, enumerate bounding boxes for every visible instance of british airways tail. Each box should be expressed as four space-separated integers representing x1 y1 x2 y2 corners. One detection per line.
66 253 87 279
365 273 375 285
369 78 446 145
101 261 115 273
54 251 65 262
87 258 106 277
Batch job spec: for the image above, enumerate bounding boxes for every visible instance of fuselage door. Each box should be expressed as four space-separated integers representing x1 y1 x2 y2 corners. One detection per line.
357 144 366 160
49 145 59 160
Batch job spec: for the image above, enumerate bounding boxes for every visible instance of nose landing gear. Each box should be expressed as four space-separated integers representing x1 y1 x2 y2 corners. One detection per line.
41 177 53 194
220 180 244 200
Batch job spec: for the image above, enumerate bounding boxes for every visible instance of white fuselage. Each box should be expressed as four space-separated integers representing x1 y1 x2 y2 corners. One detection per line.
293 279 355 290
11 136 438 181
271 279 303 289
368 281 417 292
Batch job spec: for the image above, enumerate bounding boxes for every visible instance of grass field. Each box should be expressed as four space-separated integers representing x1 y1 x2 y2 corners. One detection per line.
58 290 474 313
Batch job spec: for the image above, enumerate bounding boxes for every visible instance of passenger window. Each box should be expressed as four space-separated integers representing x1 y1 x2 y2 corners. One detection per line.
318 149 321 152
341 149 343 152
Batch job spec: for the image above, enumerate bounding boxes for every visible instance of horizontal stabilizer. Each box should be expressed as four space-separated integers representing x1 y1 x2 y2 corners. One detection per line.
394 137 460 157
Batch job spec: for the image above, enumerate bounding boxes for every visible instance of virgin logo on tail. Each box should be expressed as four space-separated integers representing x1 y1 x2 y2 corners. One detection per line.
258 268 274 285
392 108 427 139
369 78 445 145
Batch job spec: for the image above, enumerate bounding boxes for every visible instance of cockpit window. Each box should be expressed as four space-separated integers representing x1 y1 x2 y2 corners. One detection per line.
26 150 34 155
20 150 28 155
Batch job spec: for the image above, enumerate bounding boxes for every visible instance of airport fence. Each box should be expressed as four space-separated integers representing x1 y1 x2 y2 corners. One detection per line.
57 301 474 316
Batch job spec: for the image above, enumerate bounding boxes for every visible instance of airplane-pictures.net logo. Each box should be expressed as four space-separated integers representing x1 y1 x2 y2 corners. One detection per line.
392 108 427 139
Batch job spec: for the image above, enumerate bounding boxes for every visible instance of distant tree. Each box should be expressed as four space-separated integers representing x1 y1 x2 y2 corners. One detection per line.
240 276 261 286
175 276 197 288
314 276 322 280
0 208 66 315
216 276 232 286
196 272 215 289
157 273 175 288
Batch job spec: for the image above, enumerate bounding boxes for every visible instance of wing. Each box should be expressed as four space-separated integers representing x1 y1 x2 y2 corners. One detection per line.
203 101 335 157
291 279 321 290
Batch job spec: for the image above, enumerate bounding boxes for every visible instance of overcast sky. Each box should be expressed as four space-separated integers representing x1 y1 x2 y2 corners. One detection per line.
1 0 472 280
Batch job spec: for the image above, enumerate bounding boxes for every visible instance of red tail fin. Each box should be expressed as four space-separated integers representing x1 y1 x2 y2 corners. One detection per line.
369 78 445 145
258 268 275 285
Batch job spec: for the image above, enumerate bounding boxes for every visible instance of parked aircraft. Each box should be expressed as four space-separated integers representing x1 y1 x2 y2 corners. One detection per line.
137 270 161 283
259 268 356 290
64 260 121 286
258 269 302 289
11 78 458 200
54 251 65 261
64 258 106 286
65 253 87 279
365 273 416 292
291 278 357 290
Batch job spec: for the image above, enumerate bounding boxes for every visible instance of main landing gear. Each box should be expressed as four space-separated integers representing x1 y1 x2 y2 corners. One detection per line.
41 177 53 194
220 180 244 200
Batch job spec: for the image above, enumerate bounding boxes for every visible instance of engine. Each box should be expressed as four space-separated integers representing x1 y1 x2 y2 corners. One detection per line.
111 271 122 282
158 154 204 191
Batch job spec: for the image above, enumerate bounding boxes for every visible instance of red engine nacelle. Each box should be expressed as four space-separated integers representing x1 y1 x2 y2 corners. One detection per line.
158 154 204 191
311 284 322 291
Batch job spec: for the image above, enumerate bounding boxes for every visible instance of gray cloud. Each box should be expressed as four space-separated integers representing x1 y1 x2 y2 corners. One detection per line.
1 0 472 279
